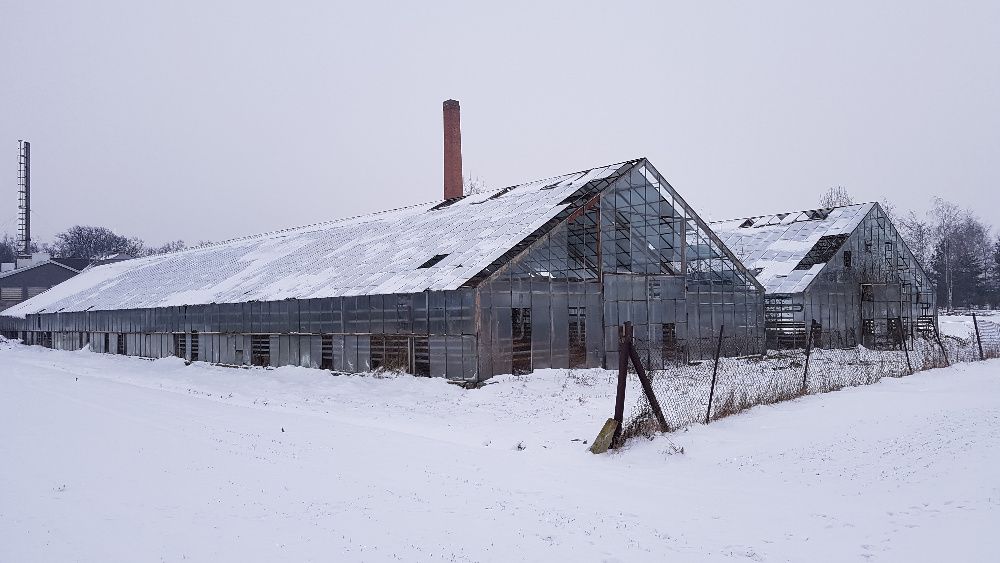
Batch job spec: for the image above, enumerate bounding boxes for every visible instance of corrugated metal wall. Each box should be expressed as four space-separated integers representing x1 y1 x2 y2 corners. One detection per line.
2 290 480 381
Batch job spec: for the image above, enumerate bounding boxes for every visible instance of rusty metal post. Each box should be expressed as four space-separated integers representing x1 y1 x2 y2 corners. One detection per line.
802 320 816 392
898 316 913 374
627 338 669 432
612 323 629 442
973 314 985 361
705 324 724 424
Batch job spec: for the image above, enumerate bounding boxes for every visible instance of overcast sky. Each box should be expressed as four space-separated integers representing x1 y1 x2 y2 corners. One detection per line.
1 1 997 247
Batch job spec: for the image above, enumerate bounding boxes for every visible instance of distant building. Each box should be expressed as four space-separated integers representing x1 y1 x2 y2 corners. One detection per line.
711 203 937 349
0 254 90 311
1 253 134 312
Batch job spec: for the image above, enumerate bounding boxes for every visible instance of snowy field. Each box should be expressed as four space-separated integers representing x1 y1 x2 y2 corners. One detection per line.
939 315 977 338
2 341 999 562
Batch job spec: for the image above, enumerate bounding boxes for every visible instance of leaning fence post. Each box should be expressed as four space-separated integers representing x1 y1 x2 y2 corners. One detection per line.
613 323 630 439
802 320 816 393
592 322 631 454
973 314 985 361
626 335 669 432
898 316 913 374
934 323 950 366
705 324 725 424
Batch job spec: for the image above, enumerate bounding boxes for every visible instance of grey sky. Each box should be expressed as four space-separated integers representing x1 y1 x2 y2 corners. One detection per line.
1 1 997 247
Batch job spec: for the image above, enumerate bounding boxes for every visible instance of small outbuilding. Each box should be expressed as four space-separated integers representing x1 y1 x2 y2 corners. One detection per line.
0 255 91 311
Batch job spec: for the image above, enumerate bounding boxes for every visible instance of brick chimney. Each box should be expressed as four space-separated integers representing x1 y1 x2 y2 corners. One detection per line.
443 99 463 200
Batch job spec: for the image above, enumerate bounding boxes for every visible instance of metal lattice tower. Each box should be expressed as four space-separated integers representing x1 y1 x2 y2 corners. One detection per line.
17 140 30 257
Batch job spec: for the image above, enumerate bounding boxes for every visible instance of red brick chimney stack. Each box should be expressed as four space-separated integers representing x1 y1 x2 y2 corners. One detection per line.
443 99 463 200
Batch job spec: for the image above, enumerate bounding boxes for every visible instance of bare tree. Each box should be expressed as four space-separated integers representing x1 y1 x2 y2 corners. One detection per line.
464 174 489 196
144 240 187 256
896 210 932 268
50 225 145 259
819 186 854 208
0 234 17 264
930 198 962 310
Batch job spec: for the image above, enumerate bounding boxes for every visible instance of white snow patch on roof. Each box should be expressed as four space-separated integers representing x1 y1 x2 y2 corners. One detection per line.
3 161 634 317
711 203 874 293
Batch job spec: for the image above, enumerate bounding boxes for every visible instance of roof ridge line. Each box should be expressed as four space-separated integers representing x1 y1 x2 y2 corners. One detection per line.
708 201 875 225
148 159 648 256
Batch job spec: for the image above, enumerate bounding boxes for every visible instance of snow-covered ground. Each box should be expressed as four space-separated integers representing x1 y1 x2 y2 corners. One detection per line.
939 313 1000 339
939 315 976 339
2 342 999 562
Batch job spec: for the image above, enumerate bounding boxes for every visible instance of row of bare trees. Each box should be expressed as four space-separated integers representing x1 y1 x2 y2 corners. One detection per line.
0 226 197 264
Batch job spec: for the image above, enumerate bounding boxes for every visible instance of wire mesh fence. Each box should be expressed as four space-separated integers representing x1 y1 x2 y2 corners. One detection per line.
615 318 995 445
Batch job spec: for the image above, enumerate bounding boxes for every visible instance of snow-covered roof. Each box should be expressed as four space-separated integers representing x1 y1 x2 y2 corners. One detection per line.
709 203 875 293
2 160 637 317
0 258 82 281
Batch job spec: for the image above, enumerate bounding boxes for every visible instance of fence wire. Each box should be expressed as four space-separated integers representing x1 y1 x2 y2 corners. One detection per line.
619 323 995 444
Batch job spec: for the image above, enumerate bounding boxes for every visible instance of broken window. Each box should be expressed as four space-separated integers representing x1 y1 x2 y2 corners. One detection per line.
428 197 465 210
511 308 532 375
568 307 586 368
251 335 270 367
370 334 410 372
173 333 186 359
647 279 662 300
320 335 334 370
413 336 430 376
488 186 515 200
861 284 874 302
793 234 851 270
190 331 199 362
418 254 449 269
661 322 678 363
843 250 852 269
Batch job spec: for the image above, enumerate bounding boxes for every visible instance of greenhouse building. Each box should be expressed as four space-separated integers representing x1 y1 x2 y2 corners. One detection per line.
0 158 765 381
710 202 937 349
